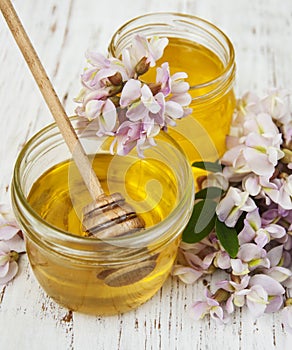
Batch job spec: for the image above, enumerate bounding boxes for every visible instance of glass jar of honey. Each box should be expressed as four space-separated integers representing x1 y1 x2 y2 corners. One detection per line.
11 117 194 315
108 13 236 176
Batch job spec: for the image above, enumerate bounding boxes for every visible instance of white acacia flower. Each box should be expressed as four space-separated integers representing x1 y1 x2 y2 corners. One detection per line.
216 187 256 227
0 242 19 286
122 35 169 78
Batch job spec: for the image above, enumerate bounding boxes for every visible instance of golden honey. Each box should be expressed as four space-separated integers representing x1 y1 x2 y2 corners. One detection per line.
25 155 179 314
109 13 236 179
156 37 235 164
12 122 194 315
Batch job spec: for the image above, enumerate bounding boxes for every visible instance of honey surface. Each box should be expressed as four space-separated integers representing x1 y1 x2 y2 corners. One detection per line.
27 154 180 315
28 154 177 236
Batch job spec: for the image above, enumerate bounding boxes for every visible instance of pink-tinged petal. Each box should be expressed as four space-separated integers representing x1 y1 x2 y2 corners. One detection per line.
0 241 10 255
0 261 9 277
141 85 161 113
216 188 237 222
265 267 292 283
202 252 216 269
277 177 292 210
246 208 262 230
171 72 188 81
121 48 134 77
215 251 231 270
184 251 204 269
120 79 142 107
265 295 284 313
94 68 119 83
210 305 224 321
249 274 285 295
170 93 192 106
237 243 264 262
246 285 268 317
165 101 184 119
265 224 286 239
148 36 169 64
83 89 110 104
238 226 256 245
283 277 292 288
233 293 246 307
206 296 220 307
0 223 20 240
221 145 245 166
267 245 284 267
254 229 269 248
216 280 233 292
242 174 261 196
86 51 110 68
85 100 103 120
230 275 250 291
0 261 18 285
171 81 190 94
226 295 235 314
172 265 203 284
244 112 280 137
243 147 275 177
156 62 171 96
4 235 25 253
126 101 148 122
282 306 292 333
230 259 249 276
190 301 209 320
98 99 117 134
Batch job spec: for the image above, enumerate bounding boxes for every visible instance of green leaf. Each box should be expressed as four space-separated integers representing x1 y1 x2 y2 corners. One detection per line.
235 212 246 234
192 161 222 173
195 186 224 200
215 218 239 258
182 199 217 243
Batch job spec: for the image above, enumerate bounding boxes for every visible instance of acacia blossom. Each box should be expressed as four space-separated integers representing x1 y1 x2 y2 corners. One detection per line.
175 89 292 332
190 288 230 324
0 204 24 286
216 187 256 227
122 35 169 78
75 34 191 157
0 241 19 286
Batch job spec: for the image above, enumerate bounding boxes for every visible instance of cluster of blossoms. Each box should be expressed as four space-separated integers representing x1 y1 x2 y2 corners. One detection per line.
75 35 192 157
173 89 292 332
0 204 24 286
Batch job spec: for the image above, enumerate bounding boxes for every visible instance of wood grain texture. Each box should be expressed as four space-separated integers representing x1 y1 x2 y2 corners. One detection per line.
1 1 292 349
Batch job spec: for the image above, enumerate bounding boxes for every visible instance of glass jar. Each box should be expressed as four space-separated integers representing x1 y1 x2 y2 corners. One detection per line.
108 13 236 173
11 117 194 315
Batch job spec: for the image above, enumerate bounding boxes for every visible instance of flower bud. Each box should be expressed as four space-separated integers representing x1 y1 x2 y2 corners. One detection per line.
108 72 123 86
148 83 162 96
135 57 150 76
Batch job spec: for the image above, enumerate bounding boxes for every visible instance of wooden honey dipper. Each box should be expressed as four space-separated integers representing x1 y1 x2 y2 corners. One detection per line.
0 0 145 239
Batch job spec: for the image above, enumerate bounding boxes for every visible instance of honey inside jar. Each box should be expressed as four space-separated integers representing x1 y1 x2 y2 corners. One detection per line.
26 153 181 315
144 37 236 170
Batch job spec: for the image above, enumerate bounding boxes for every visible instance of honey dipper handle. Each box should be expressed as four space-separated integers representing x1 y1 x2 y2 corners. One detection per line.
0 0 104 199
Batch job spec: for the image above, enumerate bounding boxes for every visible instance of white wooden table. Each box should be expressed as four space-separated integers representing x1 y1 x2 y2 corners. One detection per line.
1 1 292 349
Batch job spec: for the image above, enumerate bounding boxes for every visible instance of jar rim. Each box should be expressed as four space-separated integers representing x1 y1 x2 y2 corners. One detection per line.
12 117 194 250
108 12 236 97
